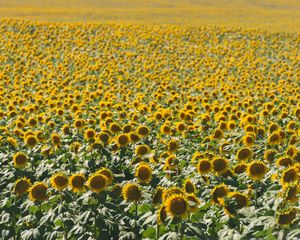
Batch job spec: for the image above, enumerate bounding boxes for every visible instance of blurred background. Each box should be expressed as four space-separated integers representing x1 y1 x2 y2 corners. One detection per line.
0 0 299 32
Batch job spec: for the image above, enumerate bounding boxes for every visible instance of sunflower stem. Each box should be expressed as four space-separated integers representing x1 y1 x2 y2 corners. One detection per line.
156 222 160 240
134 202 139 238
180 221 184 240
135 201 138 223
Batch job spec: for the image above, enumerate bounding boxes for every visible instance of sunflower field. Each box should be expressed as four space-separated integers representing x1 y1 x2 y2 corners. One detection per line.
0 19 299 240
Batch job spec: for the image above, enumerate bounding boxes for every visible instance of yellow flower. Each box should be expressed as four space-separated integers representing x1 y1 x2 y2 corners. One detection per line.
165 194 189 219
277 208 297 225
268 132 281 146
186 194 200 213
84 128 96 140
96 168 114 185
136 125 150 138
282 185 298 202
69 173 85 193
264 149 276 162
183 178 195 193
13 152 28 169
233 162 247 174
135 144 150 157
281 167 298 186
243 133 255 147
152 187 164 205
50 172 69 190
115 134 130 147
197 159 212 175
122 183 142 202
25 135 38 148
157 204 167 224
162 187 184 201
98 132 110 144
168 139 179 152
211 129 223 140
87 173 108 193
135 162 152 184
29 182 48 202
221 191 250 216
51 133 61 146
236 147 252 161
212 157 228 174
247 161 268 180
211 183 228 204
15 177 31 196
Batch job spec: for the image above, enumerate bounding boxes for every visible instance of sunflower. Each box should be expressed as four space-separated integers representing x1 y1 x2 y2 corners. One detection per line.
115 133 130 147
157 204 167 224
50 172 69 190
51 133 61 146
268 132 281 146
36 131 46 142
152 186 164 205
247 161 268 180
109 123 121 133
281 167 299 186
25 135 38 148
135 144 150 157
28 117 37 127
98 132 110 144
183 178 195 193
122 183 142 202
233 162 247 174
230 192 250 209
197 159 212 175
219 142 231 154
168 139 179 152
135 162 152 184
8 137 18 148
62 124 70 135
176 122 186 132
211 184 228 204
136 125 150 138
211 129 223 140
257 127 265 137
187 194 200 213
129 133 140 143
162 187 184 201
97 168 114 185
227 120 236 130
276 156 293 167
123 124 132 133
87 173 108 193
221 191 250 216
165 155 178 169
15 177 31 196
29 182 48 202
84 128 96 140
212 157 228 174
243 133 255 147
13 152 28 168
160 124 172 135
70 141 81 154
236 147 253 161
264 149 276 162
277 208 297 225
74 119 84 129
283 185 298 202
165 194 189 219
69 173 85 193
286 145 297 157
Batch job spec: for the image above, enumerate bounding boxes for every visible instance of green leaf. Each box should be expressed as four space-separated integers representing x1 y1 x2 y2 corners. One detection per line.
142 227 156 238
